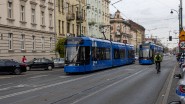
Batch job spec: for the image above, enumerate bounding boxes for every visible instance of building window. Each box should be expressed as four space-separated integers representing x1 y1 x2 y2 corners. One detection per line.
50 37 52 49
41 11 45 25
31 8 36 23
8 1 13 18
21 34 25 50
32 36 35 50
72 24 74 34
58 20 61 34
8 33 13 50
41 37 45 50
20 5 25 21
84 27 86 34
62 21 64 34
61 0 64 13
67 22 70 33
49 13 52 27
1 34 3 40
58 0 60 12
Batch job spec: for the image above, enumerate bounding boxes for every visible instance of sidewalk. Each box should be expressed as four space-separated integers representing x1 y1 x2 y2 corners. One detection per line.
167 63 181 103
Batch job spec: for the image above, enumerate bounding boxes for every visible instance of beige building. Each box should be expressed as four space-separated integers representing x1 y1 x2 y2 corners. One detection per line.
0 0 55 61
110 10 132 43
110 11 145 55
56 0 87 38
128 20 145 54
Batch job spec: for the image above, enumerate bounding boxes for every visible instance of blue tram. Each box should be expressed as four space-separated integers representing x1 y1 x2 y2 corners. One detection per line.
139 43 163 65
64 36 135 73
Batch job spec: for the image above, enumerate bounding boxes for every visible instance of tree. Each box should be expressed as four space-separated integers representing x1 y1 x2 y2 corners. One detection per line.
55 38 66 58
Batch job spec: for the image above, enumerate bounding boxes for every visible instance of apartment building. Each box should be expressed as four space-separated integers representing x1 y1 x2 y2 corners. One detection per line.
110 10 132 43
0 0 55 61
86 0 110 39
56 0 87 38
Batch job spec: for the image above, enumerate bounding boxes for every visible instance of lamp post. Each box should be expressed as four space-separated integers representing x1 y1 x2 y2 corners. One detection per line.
170 0 183 52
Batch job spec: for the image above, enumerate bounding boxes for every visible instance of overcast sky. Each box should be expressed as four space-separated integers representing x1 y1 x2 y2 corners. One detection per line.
109 0 182 49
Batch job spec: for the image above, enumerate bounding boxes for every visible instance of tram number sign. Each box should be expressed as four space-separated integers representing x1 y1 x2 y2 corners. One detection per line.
179 41 185 49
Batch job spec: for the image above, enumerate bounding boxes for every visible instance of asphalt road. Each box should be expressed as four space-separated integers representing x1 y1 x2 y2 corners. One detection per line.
0 56 176 104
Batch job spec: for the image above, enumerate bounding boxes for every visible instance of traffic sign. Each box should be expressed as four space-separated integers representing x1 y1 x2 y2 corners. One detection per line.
179 41 185 49
179 30 185 41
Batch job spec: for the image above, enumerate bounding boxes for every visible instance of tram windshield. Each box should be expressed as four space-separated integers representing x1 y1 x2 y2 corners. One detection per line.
140 49 153 58
65 46 90 65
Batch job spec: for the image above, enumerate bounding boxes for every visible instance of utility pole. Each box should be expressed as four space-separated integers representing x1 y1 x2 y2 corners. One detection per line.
180 0 183 31
179 0 183 52
136 31 138 55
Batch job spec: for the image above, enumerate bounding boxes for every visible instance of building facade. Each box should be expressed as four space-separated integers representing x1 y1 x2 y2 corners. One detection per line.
0 0 55 61
110 10 132 43
56 0 87 38
86 0 110 39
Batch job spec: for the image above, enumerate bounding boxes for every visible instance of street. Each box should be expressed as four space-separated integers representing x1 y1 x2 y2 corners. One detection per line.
0 56 177 104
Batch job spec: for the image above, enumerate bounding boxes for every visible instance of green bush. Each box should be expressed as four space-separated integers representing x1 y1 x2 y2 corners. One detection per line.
55 38 66 58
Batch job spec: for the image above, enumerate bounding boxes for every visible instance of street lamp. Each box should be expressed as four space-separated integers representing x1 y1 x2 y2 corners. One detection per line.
170 0 183 52
170 9 181 34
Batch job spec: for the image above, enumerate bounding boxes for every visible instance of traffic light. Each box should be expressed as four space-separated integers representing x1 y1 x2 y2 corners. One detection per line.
169 36 172 41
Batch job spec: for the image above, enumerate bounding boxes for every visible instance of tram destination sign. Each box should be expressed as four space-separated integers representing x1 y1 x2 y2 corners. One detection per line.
179 41 185 49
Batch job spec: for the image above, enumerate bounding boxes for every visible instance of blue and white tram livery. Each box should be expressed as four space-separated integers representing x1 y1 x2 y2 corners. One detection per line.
139 43 163 65
64 36 135 73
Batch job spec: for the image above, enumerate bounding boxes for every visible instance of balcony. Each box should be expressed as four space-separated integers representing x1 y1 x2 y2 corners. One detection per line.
66 13 75 21
115 31 121 36
76 12 84 22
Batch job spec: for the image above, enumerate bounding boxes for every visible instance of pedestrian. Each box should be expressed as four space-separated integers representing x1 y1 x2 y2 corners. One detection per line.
22 56 27 63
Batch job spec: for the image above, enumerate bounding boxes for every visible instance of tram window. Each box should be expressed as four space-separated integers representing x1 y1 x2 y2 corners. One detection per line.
85 47 90 64
92 47 97 61
114 49 120 59
105 48 110 60
139 50 143 57
120 49 124 59
96 48 100 60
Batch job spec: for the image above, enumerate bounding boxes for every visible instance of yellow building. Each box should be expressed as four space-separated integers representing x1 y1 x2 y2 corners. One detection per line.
56 0 87 38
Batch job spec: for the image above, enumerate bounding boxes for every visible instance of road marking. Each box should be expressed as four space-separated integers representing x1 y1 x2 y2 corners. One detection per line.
71 69 147 104
0 74 95 100
29 75 48 79
0 76 12 79
0 84 29 91
0 83 13 87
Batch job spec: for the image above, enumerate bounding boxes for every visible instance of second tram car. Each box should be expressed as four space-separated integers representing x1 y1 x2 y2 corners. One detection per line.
139 43 163 65
64 36 135 73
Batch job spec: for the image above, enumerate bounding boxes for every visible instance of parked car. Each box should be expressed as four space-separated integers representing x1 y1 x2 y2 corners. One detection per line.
53 58 64 68
0 59 27 75
26 58 54 70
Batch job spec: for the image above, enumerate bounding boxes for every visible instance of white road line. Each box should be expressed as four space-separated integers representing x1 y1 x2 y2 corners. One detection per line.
29 75 48 79
0 84 29 91
71 69 147 104
59 76 70 78
0 74 95 100
0 83 13 87
0 76 12 79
